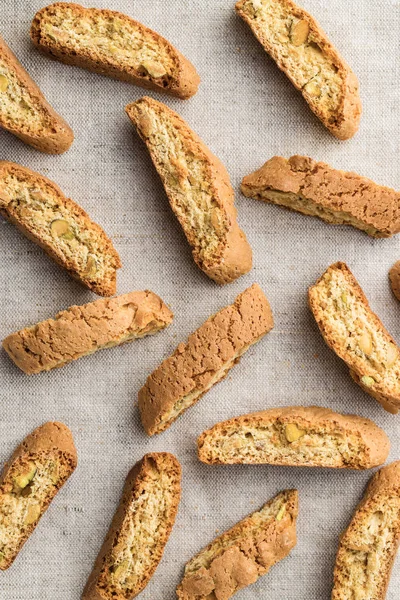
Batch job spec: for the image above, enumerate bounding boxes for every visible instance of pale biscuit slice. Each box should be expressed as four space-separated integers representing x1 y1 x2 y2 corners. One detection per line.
236 0 361 139
0 422 77 570
126 97 252 284
0 35 73 153
31 3 200 99
332 461 400 600
0 161 121 296
198 406 390 469
139 284 273 436
82 453 181 600
3 291 173 375
177 489 298 599
309 262 400 414
241 155 400 238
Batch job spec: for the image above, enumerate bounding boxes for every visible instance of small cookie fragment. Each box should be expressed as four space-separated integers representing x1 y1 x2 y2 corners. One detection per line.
389 261 400 301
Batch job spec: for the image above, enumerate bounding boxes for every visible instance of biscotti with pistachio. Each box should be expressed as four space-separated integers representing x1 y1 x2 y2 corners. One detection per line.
198 406 390 469
31 3 200 99
0 35 73 153
236 0 361 139
3 291 173 375
0 422 77 570
82 453 181 600
332 461 400 600
0 161 121 296
139 284 273 435
177 489 298 599
309 262 400 414
126 97 252 284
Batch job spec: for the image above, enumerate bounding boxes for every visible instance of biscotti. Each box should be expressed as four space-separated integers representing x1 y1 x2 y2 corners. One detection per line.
177 489 298 599
126 97 252 284
332 461 400 600
0 161 121 296
0 35 73 153
82 453 181 600
241 155 400 238
235 0 361 139
139 284 273 435
0 422 77 570
309 262 400 414
198 406 390 469
389 261 400 301
31 3 200 99
3 291 173 375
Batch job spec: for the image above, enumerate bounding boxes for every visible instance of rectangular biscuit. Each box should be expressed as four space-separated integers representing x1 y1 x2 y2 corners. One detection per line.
308 262 400 414
138 284 273 435
82 452 181 600
3 291 173 375
177 489 298 599
241 155 400 238
0 422 77 570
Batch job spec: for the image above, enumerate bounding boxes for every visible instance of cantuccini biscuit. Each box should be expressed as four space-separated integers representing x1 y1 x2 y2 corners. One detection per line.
126 97 252 284
241 155 400 238
139 284 273 435
236 0 361 139
82 453 181 600
0 422 77 570
197 406 390 469
3 291 173 375
31 3 200 99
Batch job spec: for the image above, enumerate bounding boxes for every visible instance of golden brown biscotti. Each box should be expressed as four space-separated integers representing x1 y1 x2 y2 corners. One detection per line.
0 35 73 153
177 489 298 599
309 262 400 414
332 461 400 600
139 284 273 436
389 261 400 301
3 291 173 375
241 155 400 238
0 422 77 570
31 3 200 99
198 406 390 469
82 453 181 600
235 0 361 139
0 161 121 296
126 97 252 284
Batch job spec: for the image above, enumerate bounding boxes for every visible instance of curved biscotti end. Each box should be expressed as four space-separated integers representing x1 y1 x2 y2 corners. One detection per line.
349 370 400 415
366 460 400 498
168 48 201 99
329 70 362 140
199 223 253 284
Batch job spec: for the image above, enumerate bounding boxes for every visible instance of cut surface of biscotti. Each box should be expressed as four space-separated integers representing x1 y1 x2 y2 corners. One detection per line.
236 0 361 139
139 284 273 435
3 291 173 375
198 406 390 469
309 262 400 414
0 422 77 570
0 161 121 296
31 3 199 99
241 156 400 238
177 489 298 599
82 452 181 600
126 97 252 284
332 461 400 600
0 35 73 153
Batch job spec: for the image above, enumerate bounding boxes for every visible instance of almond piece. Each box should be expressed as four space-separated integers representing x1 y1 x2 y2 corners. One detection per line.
358 332 373 355
290 19 310 46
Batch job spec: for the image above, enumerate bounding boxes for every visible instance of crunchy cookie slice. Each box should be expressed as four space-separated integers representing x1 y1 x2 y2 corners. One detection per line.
139 284 273 435
241 156 400 238
126 97 252 284
3 291 173 375
82 453 181 600
309 262 400 414
31 3 199 99
198 406 390 469
177 489 298 599
0 422 77 570
0 35 73 153
236 0 361 139
332 461 400 600
0 161 121 296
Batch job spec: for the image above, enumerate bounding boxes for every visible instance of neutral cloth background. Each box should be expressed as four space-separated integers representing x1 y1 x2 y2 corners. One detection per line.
0 0 399 598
